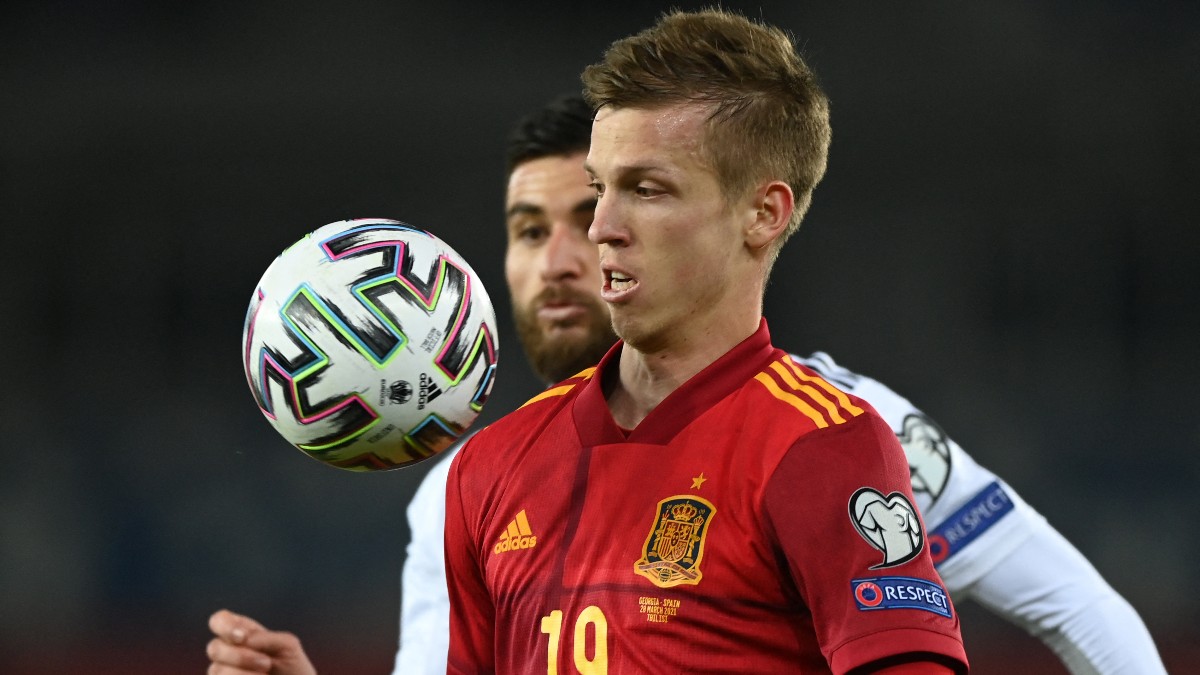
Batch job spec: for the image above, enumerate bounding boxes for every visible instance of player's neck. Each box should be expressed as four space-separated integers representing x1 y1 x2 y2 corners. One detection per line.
606 313 760 429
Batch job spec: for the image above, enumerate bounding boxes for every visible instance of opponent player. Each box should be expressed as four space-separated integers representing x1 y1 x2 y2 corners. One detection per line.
445 9 966 673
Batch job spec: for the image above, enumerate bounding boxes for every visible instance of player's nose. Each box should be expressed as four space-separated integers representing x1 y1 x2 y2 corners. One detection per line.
540 222 587 281
588 197 628 247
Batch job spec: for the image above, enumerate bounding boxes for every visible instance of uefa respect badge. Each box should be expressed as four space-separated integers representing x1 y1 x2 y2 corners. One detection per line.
851 576 952 618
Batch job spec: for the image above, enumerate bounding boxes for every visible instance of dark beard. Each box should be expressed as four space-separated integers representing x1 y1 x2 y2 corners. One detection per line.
513 288 617 384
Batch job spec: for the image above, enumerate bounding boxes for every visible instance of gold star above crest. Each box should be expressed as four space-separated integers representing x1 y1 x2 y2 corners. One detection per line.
691 472 708 489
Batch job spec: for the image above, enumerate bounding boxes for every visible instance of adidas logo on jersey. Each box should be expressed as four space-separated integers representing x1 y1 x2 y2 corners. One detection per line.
494 509 538 554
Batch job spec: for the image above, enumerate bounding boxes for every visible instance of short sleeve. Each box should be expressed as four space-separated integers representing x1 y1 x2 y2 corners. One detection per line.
763 412 967 674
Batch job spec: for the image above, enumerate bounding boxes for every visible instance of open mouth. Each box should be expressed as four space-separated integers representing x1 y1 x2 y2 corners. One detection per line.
609 271 636 292
603 268 638 301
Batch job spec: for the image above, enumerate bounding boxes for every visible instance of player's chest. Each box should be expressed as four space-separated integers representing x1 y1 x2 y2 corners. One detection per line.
482 439 788 608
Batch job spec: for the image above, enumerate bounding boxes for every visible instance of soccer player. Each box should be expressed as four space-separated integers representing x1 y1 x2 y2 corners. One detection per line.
395 98 1165 675
444 9 966 673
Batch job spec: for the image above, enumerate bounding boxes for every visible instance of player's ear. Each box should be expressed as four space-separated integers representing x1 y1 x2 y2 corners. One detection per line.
744 180 794 251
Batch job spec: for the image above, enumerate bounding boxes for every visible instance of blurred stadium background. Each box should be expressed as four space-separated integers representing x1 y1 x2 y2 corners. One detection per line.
1 1 1197 672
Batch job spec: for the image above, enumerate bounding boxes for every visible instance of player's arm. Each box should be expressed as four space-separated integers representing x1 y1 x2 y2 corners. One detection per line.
443 443 496 674
914 421 1165 672
960 514 1166 674
763 413 968 674
853 659 957 674
798 354 1164 672
207 609 317 675
392 448 458 675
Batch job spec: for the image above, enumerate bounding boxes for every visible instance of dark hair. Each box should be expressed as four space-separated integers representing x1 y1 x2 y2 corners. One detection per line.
505 95 594 174
582 8 831 251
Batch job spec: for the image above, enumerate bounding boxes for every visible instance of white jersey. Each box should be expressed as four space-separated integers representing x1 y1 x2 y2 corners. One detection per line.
393 352 1166 675
393 439 459 675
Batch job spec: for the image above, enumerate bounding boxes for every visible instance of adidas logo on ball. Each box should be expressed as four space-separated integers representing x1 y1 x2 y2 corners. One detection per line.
418 373 443 410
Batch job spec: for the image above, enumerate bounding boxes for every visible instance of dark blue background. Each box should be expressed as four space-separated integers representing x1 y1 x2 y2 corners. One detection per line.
2 1 1196 672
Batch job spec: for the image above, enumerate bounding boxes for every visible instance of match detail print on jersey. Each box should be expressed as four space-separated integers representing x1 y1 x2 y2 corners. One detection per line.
634 495 716 588
849 488 923 569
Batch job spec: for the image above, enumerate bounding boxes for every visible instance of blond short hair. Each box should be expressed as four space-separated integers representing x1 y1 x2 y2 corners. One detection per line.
582 8 831 255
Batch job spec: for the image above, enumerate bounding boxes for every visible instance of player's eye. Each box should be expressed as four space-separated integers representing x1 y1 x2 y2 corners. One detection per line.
588 181 605 198
516 224 549 243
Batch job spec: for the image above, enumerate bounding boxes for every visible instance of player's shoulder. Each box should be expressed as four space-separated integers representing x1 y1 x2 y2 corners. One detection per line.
746 353 908 485
465 367 594 451
791 350 923 428
517 366 597 411
743 350 881 438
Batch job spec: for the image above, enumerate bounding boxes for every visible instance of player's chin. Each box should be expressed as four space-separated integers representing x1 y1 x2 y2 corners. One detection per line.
610 316 665 352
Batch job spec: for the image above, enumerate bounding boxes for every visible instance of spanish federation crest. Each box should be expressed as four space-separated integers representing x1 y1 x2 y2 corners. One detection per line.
635 495 716 588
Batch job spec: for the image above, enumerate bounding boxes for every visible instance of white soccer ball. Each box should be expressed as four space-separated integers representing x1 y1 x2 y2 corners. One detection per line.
241 218 498 471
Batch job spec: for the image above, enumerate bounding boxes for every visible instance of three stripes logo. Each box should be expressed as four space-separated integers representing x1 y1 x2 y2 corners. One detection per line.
755 356 865 429
417 373 442 410
493 509 538 554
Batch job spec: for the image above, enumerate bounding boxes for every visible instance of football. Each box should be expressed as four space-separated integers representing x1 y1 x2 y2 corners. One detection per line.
241 218 498 471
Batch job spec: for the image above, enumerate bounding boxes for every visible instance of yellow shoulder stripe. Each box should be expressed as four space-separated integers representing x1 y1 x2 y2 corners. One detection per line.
517 367 595 409
769 361 846 424
754 372 829 429
783 357 865 417
519 383 575 409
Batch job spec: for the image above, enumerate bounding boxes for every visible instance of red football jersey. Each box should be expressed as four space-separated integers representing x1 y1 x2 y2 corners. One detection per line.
445 321 967 674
